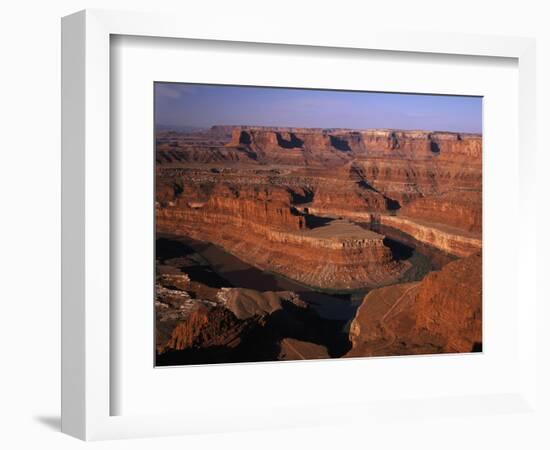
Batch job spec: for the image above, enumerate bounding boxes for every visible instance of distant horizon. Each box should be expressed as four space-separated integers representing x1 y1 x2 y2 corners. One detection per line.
155 83 483 134
156 123 483 135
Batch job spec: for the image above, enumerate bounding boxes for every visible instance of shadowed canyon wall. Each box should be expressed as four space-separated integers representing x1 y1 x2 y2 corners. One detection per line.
346 252 482 357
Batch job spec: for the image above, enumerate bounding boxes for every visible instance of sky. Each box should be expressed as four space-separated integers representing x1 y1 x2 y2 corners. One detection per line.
155 82 482 133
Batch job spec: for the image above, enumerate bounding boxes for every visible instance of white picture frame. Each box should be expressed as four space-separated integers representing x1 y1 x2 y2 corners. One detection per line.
61 9 538 441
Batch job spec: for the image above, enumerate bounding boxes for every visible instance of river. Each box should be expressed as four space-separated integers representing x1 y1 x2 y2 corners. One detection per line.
156 218 454 324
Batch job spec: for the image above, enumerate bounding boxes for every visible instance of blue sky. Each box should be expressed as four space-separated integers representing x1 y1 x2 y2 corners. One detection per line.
155 83 482 133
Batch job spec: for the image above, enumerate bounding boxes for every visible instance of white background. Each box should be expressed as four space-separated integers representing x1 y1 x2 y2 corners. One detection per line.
0 1 548 449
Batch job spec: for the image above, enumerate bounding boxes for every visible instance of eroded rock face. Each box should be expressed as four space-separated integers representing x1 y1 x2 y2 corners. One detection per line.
223 127 481 168
278 338 330 360
346 252 482 357
157 183 305 231
156 125 482 263
156 181 408 289
217 288 307 320
227 127 364 166
378 215 481 257
154 125 483 364
165 306 249 352
155 270 222 353
401 191 482 234
156 285 343 365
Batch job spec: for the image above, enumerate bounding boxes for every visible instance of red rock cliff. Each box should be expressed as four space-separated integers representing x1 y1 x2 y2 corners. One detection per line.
346 252 482 357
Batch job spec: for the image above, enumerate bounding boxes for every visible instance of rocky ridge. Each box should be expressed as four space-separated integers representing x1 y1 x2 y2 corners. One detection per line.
156 276 347 364
155 124 483 364
346 252 482 357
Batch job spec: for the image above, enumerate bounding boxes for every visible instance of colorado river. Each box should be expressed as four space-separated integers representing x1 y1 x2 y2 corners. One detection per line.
156 220 454 323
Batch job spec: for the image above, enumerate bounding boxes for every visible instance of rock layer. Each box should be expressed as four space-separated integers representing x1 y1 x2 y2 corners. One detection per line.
155 124 483 363
157 205 406 289
346 252 482 357
156 125 482 258
378 215 481 257
156 281 344 365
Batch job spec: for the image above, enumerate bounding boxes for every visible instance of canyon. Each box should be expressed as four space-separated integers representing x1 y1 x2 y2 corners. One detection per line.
346 252 482 357
155 125 482 365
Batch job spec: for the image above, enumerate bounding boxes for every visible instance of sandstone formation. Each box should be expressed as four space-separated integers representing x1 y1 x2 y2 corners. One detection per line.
346 252 482 357
156 182 408 289
155 124 483 364
155 271 221 353
400 190 482 234
164 306 250 353
156 125 481 258
156 278 341 365
216 288 308 320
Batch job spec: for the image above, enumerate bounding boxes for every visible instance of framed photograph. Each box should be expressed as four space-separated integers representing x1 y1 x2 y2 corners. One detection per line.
62 9 538 440
153 82 483 367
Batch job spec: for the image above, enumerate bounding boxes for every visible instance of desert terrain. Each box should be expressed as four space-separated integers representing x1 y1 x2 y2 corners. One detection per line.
155 125 482 365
